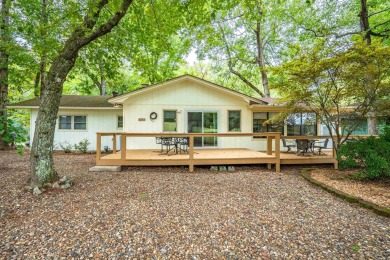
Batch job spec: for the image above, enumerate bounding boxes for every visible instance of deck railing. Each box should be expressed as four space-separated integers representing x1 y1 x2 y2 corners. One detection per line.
96 132 283 172
95 132 371 172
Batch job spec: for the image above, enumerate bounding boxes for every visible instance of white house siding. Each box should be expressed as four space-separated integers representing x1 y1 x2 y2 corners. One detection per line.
30 108 122 151
122 79 269 150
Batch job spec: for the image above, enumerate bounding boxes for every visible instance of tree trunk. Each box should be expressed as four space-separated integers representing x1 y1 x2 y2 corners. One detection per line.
255 21 270 98
30 46 79 187
99 61 106 95
359 0 378 135
0 0 10 150
30 0 133 188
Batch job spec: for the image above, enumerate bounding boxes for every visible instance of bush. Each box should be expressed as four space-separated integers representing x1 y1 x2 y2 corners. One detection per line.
60 142 72 153
0 116 28 155
74 139 90 153
338 126 390 179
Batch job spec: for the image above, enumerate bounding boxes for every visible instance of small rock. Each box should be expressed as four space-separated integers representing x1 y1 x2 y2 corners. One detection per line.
33 187 42 196
160 248 167 254
210 166 218 171
60 176 71 182
60 183 72 189
227 166 235 172
219 166 227 172
53 182 60 188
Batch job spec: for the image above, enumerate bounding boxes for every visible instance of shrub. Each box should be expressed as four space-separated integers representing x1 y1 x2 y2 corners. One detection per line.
74 139 90 153
60 142 72 153
338 126 390 179
0 116 28 155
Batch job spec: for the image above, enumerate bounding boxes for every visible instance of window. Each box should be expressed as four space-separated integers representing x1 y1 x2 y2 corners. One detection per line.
163 110 177 131
74 116 86 130
287 112 316 136
342 118 368 135
228 111 241 132
117 116 123 128
59 116 71 130
253 112 284 137
58 115 86 130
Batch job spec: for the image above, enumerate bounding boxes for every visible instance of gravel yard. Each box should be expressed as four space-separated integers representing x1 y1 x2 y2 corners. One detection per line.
0 151 389 259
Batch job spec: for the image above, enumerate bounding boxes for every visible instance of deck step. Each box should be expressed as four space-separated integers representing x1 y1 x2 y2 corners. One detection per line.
89 166 122 172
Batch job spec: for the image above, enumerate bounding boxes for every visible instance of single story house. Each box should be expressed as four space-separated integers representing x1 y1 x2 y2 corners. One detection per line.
9 74 378 151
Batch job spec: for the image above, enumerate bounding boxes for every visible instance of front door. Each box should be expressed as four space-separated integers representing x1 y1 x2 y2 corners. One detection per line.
187 112 218 147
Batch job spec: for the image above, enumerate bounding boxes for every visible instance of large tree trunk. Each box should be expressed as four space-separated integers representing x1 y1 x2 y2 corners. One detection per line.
0 0 10 150
30 0 133 188
255 21 270 98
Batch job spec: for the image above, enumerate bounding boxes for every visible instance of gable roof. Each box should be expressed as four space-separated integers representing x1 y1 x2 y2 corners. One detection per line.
109 74 268 105
8 95 117 109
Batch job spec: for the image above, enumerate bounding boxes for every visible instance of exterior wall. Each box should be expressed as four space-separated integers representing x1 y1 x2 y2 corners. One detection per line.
122 79 268 150
30 108 122 151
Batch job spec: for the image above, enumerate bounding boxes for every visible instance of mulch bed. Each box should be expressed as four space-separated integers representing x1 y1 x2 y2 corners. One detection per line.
309 169 390 208
0 150 389 258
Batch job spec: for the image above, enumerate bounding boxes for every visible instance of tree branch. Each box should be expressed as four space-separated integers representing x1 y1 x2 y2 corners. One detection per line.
368 7 390 17
77 0 133 49
219 25 263 97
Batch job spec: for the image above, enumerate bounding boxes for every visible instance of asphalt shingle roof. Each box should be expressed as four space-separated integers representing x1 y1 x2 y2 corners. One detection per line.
8 95 115 108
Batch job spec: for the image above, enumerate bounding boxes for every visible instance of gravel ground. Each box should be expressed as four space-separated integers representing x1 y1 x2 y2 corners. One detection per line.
0 150 389 259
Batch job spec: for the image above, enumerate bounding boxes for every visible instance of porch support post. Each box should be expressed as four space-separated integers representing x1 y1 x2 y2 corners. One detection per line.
121 134 126 160
189 135 194 172
96 133 102 162
275 133 281 173
266 136 272 155
266 135 272 170
113 133 117 153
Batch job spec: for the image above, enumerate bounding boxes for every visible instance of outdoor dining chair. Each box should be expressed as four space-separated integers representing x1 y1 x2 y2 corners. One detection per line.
313 138 329 155
296 139 310 156
282 139 296 153
177 137 189 154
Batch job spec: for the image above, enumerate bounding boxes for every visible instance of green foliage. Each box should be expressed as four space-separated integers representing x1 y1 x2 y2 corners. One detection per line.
0 116 28 155
59 142 72 153
270 39 390 153
338 127 390 179
74 139 90 153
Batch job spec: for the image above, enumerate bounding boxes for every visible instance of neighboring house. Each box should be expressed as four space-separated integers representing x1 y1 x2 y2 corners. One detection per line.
9 74 380 151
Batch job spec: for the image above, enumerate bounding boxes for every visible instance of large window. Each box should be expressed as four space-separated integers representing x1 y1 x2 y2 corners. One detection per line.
58 115 86 130
117 116 123 128
253 112 284 136
163 110 177 131
228 111 241 132
287 113 316 136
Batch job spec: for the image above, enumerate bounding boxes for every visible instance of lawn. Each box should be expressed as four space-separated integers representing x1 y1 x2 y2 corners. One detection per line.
0 151 389 258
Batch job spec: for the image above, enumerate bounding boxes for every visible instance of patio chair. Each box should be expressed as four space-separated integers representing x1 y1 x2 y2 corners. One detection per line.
177 137 189 154
282 139 296 153
313 138 329 155
296 139 310 156
160 137 177 155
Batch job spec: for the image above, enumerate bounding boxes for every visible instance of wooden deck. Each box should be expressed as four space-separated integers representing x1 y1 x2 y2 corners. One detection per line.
96 132 338 172
97 148 335 168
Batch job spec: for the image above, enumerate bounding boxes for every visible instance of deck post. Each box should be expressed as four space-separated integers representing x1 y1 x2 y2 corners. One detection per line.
113 133 117 153
275 133 281 173
189 135 194 172
96 133 102 162
121 134 126 160
266 136 272 155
